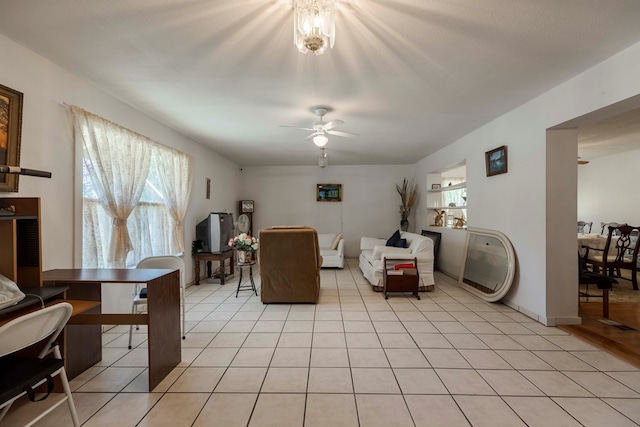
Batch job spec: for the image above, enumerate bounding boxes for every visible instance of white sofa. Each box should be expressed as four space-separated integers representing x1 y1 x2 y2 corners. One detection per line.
359 231 435 291
317 233 345 268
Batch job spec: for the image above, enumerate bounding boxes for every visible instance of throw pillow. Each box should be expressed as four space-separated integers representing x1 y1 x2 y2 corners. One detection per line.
395 238 408 248
331 233 342 250
386 230 401 247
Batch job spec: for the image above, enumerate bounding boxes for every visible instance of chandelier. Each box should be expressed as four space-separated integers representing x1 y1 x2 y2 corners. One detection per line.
294 0 335 55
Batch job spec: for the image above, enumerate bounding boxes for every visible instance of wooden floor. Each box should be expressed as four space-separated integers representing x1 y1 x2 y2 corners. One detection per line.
561 300 640 368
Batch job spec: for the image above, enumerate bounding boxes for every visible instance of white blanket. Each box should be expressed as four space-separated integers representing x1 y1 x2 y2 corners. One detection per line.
0 273 26 310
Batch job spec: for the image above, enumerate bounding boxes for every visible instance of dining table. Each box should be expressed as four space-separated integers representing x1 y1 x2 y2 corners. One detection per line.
579 233 612 253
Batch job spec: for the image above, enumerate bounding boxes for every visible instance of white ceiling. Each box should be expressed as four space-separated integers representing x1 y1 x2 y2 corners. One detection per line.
578 108 640 161
2 0 640 166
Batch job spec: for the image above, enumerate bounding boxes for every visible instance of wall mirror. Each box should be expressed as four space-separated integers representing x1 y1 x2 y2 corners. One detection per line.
458 227 516 302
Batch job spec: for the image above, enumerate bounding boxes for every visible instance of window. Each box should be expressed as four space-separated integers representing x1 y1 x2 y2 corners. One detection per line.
75 106 193 268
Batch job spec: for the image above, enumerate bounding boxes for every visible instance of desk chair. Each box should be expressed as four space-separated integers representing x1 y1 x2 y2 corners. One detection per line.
0 302 80 427
129 255 186 349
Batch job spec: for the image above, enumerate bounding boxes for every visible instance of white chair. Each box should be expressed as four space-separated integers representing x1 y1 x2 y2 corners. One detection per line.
129 255 186 349
0 302 80 427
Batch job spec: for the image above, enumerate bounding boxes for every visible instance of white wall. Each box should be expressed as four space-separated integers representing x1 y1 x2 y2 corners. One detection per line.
239 165 416 257
415 40 640 325
578 149 640 229
0 34 241 292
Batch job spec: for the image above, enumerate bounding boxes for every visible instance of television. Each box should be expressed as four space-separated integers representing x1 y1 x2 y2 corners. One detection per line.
195 212 234 253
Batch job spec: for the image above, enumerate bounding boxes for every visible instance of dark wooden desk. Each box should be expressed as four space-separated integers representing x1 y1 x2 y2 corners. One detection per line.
42 268 181 391
193 250 234 285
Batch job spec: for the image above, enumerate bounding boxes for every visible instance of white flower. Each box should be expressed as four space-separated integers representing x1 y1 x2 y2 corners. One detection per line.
238 233 247 240
251 243 259 250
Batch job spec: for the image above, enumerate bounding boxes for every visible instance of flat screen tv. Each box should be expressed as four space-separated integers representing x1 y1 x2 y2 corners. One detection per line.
195 212 234 253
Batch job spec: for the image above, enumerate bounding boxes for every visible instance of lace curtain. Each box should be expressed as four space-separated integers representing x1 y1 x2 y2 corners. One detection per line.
154 145 193 254
73 106 152 267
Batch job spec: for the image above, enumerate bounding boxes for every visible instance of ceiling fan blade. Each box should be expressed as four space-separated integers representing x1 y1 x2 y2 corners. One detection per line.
327 130 358 138
323 119 344 130
279 125 315 131
304 132 323 140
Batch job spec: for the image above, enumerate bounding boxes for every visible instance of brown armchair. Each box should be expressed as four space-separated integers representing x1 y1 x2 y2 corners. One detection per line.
259 226 322 303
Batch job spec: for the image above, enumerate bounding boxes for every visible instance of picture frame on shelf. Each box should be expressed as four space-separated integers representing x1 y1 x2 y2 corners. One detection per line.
317 183 342 202
0 83 24 192
431 184 441 190
485 145 508 177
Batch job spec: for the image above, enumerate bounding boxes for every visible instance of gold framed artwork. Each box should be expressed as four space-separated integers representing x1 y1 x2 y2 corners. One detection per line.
317 183 342 202
0 84 24 192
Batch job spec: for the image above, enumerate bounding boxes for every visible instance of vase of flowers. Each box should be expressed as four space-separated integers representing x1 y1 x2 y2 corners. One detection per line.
396 178 418 232
229 233 259 263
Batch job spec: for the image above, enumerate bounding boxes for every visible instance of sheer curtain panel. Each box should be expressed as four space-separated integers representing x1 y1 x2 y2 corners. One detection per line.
154 145 194 254
72 106 152 267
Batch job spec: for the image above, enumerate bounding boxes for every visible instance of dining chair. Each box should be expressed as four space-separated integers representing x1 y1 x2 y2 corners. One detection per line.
600 221 624 236
0 303 80 427
578 254 617 318
129 255 186 349
587 224 640 290
577 221 592 234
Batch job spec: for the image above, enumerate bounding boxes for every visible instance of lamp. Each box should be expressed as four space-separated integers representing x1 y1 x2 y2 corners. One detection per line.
318 148 328 168
294 0 335 55
313 134 328 147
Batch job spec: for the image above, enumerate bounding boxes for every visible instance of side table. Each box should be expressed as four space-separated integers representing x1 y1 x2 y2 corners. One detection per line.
193 250 234 285
236 261 258 297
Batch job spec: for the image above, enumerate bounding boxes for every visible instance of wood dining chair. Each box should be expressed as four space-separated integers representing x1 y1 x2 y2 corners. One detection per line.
587 224 640 290
600 221 624 236
577 221 592 234
579 254 617 318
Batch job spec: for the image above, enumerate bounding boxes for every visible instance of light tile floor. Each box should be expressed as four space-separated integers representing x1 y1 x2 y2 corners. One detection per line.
5 259 640 426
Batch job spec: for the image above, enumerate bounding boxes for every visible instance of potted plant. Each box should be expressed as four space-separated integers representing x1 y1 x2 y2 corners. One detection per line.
396 178 418 231
229 233 259 263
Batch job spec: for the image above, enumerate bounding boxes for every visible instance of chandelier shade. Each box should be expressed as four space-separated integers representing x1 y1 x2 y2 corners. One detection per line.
294 0 335 55
313 134 328 147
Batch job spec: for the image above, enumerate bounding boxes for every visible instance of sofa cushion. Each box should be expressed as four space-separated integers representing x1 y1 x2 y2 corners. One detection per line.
331 233 342 250
396 238 408 248
320 248 338 257
402 232 432 254
372 245 411 260
317 233 336 249
386 230 401 247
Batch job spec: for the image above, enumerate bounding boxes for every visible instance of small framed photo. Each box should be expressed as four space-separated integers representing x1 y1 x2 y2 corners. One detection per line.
485 145 508 177
317 184 342 202
431 184 441 190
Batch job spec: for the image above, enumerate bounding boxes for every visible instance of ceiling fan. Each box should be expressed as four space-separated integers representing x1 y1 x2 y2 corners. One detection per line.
578 157 590 165
280 106 358 147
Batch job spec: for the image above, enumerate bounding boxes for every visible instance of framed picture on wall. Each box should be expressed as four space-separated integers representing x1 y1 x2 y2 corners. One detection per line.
317 184 342 202
0 83 24 192
485 145 508 177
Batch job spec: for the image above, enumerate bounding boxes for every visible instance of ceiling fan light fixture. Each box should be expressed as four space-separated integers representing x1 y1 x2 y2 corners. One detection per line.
294 0 335 55
313 134 328 147
319 147 328 168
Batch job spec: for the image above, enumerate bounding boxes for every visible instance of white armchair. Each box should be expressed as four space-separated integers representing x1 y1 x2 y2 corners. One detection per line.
317 233 345 268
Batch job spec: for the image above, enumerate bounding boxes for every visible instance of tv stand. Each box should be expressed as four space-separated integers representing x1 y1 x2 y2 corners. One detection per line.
193 250 235 285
